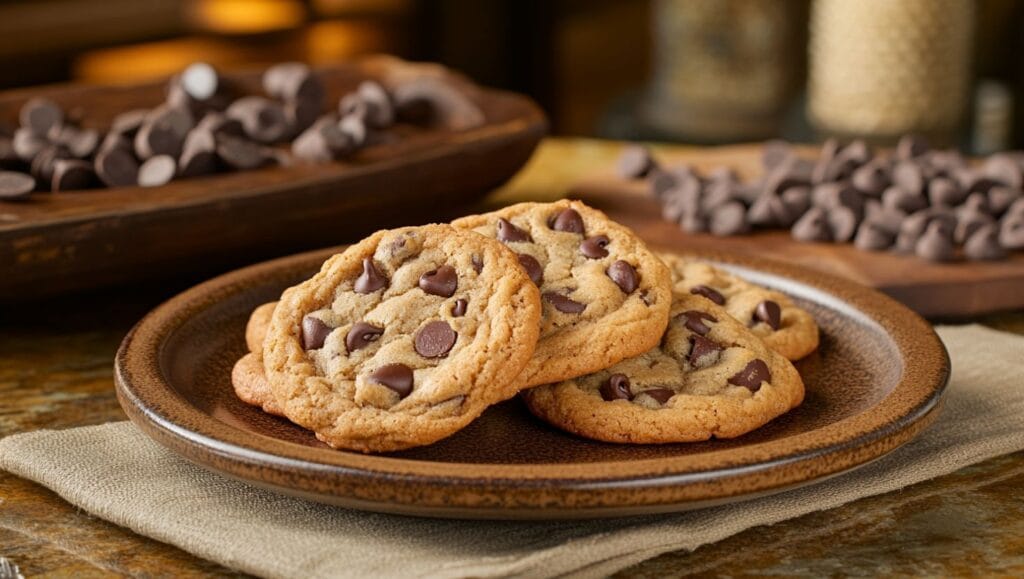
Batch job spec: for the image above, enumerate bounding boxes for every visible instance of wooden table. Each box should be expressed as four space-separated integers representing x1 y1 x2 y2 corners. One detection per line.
2 138 1023 577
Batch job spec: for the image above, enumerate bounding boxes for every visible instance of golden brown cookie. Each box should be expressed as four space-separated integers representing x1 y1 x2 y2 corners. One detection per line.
659 253 819 360
452 200 673 388
245 302 277 353
231 352 284 416
522 292 805 444
263 224 542 452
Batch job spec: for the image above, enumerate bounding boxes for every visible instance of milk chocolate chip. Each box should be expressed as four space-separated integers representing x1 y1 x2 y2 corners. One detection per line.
451 298 468 317
419 265 458 297
688 335 723 368
690 285 725 305
600 373 633 401
550 208 585 233
354 258 387 293
677 310 717 335
642 388 675 405
496 218 531 242
754 300 781 330
517 253 544 285
728 359 771 391
543 292 586 313
414 320 457 358
368 363 414 398
345 321 383 353
301 316 333 350
580 235 610 258
607 260 638 294
617 145 656 179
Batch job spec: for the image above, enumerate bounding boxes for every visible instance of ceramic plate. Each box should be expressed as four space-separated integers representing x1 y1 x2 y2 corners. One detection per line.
114 246 950 519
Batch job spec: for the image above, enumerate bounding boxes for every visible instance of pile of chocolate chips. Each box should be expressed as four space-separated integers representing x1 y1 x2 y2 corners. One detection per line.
619 136 1024 262
0 61 483 201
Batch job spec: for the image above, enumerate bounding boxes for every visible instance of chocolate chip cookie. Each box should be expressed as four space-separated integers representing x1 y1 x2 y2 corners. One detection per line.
451 200 673 387
262 224 542 452
659 253 819 361
232 352 284 416
521 292 805 444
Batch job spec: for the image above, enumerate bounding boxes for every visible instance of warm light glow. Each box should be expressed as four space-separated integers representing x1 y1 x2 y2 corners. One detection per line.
73 39 247 83
305 20 389 64
185 0 307 34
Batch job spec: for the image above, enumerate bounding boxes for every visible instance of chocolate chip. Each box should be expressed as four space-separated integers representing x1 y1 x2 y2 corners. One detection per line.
854 220 895 251
982 153 1023 189
701 180 737 214
1000 213 1024 250
51 125 100 159
301 316 333 350
215 135 274 170
451 298 467 317
179 62 220 102
728 359 771 391
94 146 139 188
863 199 906 235
12 128 46 161
617 144 656 179
345 321 383 353
517 253 544 285
135 105 193 159
896 134 929 160
580 234 610 259
0 171 35 201
988 186 1021 217
419 265 458 297
754 300 781 330
550 208 585 233
882 185 928 214
928 177 965 207
51 159 96 192
30 145 70 185
600 374 633 401
226 96 289 144
471 254 483 273
690 285 725 305
641 388 675 404
19 98 64 136
178 129 219 178
812 182 863 215
110 109 149 138
357 80 395 129
957 168 1001 196
851 160 890 197
263 62 323 104
391 76 484 130
892 161 925 195
648 168 678 198
338 114 367 147
955 194 994 243
688 335 723 368
915 221 955 262
496 217 531 242
965 224 1007 261
368 363 413 398
677 310 717 335
791 207 832 242
414 320 457 358
543 292 586 313
709 201 750 236
607 260 638 294
828 206 860 243
354 257 388 293
781 185 812 216
137 155 177 187
196 111 246 138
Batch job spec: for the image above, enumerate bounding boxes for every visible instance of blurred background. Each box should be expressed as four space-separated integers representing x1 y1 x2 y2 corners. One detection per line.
0 0 1021 152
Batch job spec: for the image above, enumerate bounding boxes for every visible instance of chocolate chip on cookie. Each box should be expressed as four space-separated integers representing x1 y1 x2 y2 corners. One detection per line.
753 300 781 330
517 253 544 285
345 321 383 353
641 388 675 405
496 217 531 242
451 298 468 317
607 260 639 294
728 359 772 392
580 235 610 258
301 316 333 350
690 284 725 305
600 373 633 401
414 320 457 358
549 208 585 233
369 363 414 398
688 335 722 368
419 265 458 297
354 258 387 293
677 310 717 335
543 292 586 313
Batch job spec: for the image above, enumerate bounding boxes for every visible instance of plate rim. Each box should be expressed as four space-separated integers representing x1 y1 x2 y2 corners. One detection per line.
114 244 950 514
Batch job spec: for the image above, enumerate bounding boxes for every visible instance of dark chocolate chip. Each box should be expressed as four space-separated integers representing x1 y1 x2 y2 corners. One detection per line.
292 114 354 162
854 220 895 251
828 206 860 243
301 316 333 350
196 111 246 138
357 80 395 129
781 185 812 216
345 321 383 353
1000 214 1024 250
600 373 633 401
0 171 35 200
12 128 46 161
178 129 219 178
851 160 890 197
642 388 675 405
137 154 177 187
419 265 458 297
51 159 96 192
915 221 955 262
30 145 70 185
607 260 638 294
754 300 781 330
496 217 531 242
517 253 544 286
580 234 610 259
928 177 965 207
677 310 717 335
94 147 139 188
791 207 832 242
134 105 193 159
728 359 771 391
988 186 1021 217
338 114 367 146
649 168 677 198
354 257 388 293
110 109 149 138
688 335 723 368
812 182 863 214
226 96 289 144
965 224 1007 261
550 208 585 233
451 298 468 317
543 292 586 313
263 62 322 103
882 185 928 214
617 144 656 179
864 199 906 235
892 161 925 195
19 98 63 136
414 320 457 358
982 153 1023 189
709 201 750 236
368 363 414 398
215 135 274 170
690 285 725 306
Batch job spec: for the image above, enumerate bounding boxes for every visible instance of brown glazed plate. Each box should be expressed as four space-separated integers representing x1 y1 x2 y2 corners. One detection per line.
114 245 950 520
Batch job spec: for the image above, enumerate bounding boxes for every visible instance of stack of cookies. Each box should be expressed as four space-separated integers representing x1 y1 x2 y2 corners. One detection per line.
233 200 819 452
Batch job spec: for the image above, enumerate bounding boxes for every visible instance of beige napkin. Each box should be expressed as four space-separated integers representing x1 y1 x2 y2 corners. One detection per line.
2 324 1024 578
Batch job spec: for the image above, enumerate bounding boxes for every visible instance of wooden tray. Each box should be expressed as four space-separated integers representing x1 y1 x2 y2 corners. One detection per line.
114 246 949 520
572 144 1024 318
0 58 546 301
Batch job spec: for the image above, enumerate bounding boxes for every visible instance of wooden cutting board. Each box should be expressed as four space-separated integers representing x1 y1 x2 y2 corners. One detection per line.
0 57 546 301
571 144 1024 318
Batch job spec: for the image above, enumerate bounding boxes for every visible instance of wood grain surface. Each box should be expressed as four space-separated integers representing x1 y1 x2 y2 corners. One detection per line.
0 57 546 302
571 144 1024 318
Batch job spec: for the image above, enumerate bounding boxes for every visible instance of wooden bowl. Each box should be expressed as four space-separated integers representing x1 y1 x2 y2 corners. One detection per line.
114 246 950 519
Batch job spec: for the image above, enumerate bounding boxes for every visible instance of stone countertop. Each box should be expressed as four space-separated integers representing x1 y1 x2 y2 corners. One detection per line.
2 138 1023 577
